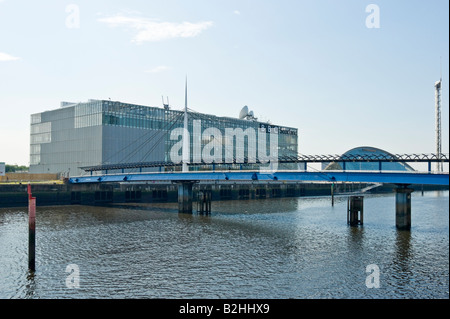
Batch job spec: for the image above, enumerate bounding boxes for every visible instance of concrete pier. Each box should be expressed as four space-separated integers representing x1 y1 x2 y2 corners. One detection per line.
197 189 212 215
395 185 413 230
347 196 364 226
177 181 196 214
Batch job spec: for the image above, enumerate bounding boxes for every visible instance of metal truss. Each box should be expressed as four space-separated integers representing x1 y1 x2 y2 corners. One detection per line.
80 153 449 172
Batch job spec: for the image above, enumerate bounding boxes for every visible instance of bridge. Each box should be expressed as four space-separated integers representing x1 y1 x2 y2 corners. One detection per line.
69 153 449 231
70 170 448 185
79 152 449 173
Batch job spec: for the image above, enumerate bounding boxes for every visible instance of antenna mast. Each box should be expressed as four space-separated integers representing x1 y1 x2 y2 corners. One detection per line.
435 61 443 172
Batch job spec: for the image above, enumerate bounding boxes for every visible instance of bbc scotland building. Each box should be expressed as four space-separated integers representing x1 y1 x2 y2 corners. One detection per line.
29 99 298 176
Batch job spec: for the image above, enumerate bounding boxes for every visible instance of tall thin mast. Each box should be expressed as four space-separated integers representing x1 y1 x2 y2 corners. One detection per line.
182 76 189 172
435 75 442 172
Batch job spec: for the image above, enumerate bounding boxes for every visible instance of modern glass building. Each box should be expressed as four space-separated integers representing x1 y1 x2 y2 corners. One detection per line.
29 99 298 176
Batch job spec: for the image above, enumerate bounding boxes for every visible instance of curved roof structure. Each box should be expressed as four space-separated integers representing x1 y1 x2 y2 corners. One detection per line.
324 146 415 171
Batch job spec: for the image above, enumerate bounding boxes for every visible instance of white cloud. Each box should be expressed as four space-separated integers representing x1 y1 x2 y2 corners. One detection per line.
234 10 241 15
98 14 213 44
145 65 172 73
0 52 20 61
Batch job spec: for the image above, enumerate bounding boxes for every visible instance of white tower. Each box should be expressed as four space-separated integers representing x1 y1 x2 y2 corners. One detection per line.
435 78 442 172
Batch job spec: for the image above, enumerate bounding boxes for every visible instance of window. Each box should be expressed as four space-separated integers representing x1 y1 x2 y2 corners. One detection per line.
31 113 41 124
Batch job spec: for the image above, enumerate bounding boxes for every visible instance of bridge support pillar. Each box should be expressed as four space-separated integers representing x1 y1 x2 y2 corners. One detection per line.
395 185 413 230
177 181 196 214
347 196 364 226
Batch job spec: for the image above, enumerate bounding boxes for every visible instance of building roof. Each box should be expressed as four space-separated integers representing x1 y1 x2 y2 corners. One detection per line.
324 146 415 171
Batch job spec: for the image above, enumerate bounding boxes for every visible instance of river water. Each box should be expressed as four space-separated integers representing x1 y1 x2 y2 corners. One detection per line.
0 191 448 299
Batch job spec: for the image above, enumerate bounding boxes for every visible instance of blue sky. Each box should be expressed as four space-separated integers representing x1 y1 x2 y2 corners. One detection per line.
0 0 448 166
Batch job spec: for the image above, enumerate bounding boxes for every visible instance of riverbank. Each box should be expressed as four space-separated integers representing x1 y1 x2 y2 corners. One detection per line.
0 180 447 208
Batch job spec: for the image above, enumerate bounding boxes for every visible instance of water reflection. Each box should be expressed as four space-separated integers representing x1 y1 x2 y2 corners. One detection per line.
393 230 413 280
395 230 412 262
212 197 299 215
347 225 365 249
25 271 36 299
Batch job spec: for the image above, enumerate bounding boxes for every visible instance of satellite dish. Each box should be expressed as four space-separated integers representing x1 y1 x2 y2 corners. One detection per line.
248 110 254 118
239 105 249 119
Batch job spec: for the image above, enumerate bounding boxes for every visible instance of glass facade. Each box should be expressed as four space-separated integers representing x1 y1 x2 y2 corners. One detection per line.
30 99 298 175
74 100 102 128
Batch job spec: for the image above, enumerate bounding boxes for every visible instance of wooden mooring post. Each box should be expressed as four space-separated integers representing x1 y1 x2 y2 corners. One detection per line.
347 195 364 226
331 182 335 206
27 184 36 272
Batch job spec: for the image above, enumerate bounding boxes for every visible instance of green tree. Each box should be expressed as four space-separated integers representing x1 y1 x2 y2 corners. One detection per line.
5 164 29 173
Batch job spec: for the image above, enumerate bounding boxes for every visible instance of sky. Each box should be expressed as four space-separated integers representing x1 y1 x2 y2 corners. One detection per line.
0 0 449 166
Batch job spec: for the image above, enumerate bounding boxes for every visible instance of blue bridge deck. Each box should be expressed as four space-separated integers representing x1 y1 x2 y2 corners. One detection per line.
69 170 449 186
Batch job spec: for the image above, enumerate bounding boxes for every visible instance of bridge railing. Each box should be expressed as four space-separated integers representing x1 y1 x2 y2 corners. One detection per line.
79 153 449 174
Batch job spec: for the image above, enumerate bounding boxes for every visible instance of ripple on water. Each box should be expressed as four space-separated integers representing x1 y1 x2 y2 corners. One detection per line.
0 193 448 299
